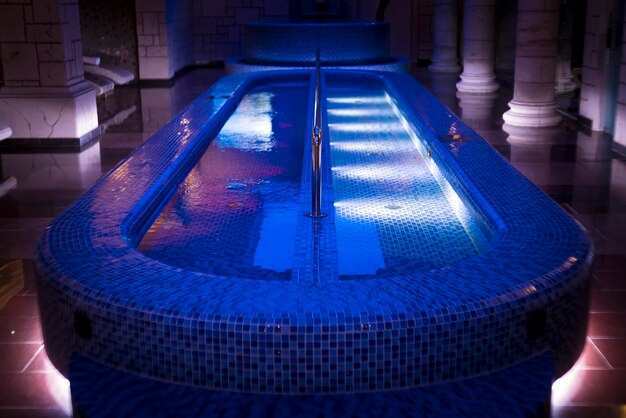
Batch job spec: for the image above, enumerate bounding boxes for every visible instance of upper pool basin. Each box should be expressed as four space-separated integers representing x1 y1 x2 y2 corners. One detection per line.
36 69 593 395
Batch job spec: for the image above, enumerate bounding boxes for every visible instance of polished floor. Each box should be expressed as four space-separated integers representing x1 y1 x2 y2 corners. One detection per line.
0 66 624 417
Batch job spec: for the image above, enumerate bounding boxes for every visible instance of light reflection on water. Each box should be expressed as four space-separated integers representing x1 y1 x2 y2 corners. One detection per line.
326 83 487 277
217 92 276 152
140 79 488 279
139 83 307 279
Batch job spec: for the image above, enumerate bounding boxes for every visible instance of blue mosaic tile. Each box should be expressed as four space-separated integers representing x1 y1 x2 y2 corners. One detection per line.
242 21 391 66
70 351 554 417
36 69 592 396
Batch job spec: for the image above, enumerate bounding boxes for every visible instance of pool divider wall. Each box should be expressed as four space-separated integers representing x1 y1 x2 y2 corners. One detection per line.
35 69 593 393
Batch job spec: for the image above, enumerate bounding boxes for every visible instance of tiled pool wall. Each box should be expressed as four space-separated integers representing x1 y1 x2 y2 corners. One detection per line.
227 21 410 74
36 69 593 394
242 22 391 65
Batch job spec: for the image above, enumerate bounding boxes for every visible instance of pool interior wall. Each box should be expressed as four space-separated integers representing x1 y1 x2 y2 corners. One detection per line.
35 69 592 399
138 74 488 280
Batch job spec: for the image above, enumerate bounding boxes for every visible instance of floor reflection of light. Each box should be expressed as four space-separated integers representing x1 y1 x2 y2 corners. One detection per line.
47 372 72 415
551 340 600 407
38 348 72 415
551 366 583 406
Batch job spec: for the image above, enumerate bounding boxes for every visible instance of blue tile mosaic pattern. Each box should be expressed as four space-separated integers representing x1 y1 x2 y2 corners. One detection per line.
70 351 554 418
326 81 486 277
225 57 411 75
242 21 390 65
36 70 593 396
138 82 309 280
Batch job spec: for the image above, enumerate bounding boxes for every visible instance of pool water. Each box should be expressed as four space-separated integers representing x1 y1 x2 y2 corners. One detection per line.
139 82 309 280
327 82 484 277
139 78 485 279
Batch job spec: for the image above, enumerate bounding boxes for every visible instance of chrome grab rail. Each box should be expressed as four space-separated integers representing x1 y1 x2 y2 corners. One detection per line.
307 48 326 218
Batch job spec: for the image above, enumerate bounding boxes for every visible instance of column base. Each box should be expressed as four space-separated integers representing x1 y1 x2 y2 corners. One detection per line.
502 100 562 128
428 62 461 73
0 81 99 144
456 73 499 93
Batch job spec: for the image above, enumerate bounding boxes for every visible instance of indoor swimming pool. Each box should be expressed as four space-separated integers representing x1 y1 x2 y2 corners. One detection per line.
138 76 486 280
35 69 593 416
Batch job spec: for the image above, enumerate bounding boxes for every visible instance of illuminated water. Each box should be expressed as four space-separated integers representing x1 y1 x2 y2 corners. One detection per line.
139 82 308 279
326 81 484 277
139 79 485 279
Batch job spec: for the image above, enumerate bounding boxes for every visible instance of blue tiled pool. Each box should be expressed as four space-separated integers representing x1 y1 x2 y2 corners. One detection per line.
36 70 592 402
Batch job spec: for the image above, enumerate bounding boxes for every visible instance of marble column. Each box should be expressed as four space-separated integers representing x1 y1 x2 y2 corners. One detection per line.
429 0 460 73
503 0 562 127
555 0 577 93
0 0 98 149
456 0 498 93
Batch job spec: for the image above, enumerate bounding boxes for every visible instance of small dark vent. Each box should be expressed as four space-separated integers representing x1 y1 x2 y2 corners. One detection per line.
526 310 547 342
74 310 93 340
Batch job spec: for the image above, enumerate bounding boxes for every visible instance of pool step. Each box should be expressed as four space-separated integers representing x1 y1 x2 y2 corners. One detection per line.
70 352 553 418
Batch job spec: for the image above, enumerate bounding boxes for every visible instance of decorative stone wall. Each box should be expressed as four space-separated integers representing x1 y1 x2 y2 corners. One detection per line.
79 0 139 78
0 0 98 146
135 0 169 80
193 0 289 65
167 0 194 76
192 0 428 65
0 0 84 88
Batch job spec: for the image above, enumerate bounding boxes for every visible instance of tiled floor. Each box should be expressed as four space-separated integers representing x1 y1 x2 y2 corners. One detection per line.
0 66 624 417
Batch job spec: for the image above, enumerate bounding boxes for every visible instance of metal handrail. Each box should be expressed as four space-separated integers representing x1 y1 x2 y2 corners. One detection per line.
308 47 326 218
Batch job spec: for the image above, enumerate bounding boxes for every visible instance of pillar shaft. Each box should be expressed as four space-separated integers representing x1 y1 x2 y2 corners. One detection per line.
503 0 562 127
456 0 498 93
429 0 460 73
